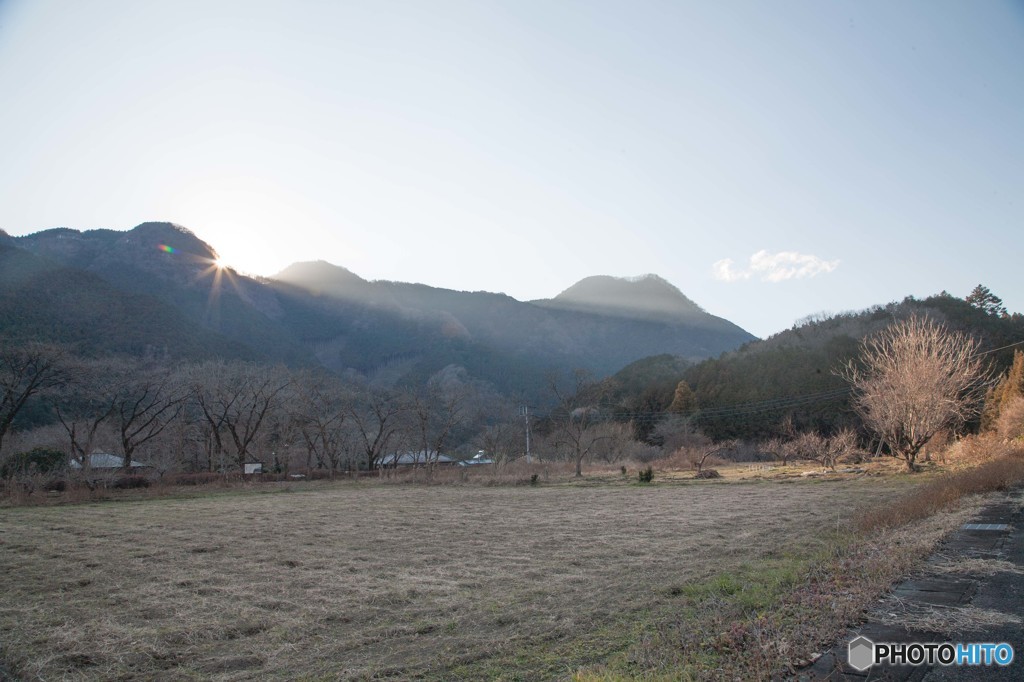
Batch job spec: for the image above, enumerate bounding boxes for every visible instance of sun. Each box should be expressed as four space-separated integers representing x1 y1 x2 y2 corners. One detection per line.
213 257 227 270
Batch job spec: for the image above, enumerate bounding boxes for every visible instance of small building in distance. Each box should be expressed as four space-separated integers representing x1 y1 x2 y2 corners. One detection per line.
69 453 150 470
378 451 456 468
458 451 494 466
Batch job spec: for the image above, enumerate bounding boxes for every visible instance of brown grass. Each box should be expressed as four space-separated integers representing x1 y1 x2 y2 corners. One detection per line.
930 557 1024 576
0 476 915 681
575 495 986 680
856 451 1024 532
866 485 1024 638
875 601 1022 637
3 448 1017 682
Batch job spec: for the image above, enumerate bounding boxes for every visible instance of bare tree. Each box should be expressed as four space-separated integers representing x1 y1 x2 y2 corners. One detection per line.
347 384 408 471
290 371 354 476
549 370 613 477
786 431 827 467
186 361 292 472
824 428 859 468
0 343 68 455
589 422 632 463
474 421 522 469
410 368 479 472
690 441 735 476
471 397 524 469
760 437 789 467
840 316 989 471
54 359 120 470
653 415 709 453
110 363 187 469
767 415 801 467
783 430 857 470
146 409 200 478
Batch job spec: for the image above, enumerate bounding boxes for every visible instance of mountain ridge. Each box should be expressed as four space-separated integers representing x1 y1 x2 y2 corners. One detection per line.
540 273 706 320
7 222 758 399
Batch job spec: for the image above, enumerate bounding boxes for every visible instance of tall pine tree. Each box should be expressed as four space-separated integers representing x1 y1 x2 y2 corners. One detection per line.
966 284 1008 318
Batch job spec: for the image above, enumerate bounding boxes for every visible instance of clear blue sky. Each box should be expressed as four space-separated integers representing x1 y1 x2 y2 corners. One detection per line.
1 1 1021 338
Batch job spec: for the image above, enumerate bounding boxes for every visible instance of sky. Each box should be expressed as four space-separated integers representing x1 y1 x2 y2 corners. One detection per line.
0 0 1021 338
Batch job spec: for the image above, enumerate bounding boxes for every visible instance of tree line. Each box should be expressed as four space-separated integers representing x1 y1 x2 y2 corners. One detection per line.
0 346 520 478
2 286 1020 482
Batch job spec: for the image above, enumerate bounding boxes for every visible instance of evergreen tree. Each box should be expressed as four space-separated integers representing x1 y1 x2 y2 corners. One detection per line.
982 349 1024 431
966 284 1008 318
669 380 697 414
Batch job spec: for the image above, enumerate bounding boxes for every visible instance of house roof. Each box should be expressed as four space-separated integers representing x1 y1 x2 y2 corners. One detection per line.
378 450 454 466
69 453 150 469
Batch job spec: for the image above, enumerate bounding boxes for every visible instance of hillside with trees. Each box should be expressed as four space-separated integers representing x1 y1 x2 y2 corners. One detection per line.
5 222 1022 486
0 240 258 362
599 289 1023 444
1 280 1021 487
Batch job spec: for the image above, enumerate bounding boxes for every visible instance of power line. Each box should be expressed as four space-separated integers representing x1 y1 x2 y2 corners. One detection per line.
530 385 853 423
975 339 1024 357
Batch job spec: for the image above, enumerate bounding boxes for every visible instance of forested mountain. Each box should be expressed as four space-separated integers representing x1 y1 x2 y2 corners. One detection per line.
275 261 755 382
5 222 756 402
14 223 313 364
0 239 257 361
615 293 1024 442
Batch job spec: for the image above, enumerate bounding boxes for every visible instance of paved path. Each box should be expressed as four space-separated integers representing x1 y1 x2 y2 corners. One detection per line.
798 488 1023 681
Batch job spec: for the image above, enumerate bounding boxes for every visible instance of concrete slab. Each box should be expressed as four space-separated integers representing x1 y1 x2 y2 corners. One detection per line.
791 488 1023 681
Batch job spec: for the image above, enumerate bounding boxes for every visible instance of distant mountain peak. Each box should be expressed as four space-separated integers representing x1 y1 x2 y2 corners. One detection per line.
541 274 706 321
13 221 226 295
274 260 368 296
133 221 194 234
126 222 218 258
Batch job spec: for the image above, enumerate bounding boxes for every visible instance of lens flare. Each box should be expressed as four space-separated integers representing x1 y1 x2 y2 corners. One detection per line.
158 244 176 254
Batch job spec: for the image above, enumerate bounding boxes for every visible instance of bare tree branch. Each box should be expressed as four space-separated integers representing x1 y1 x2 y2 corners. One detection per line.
839 316 990 471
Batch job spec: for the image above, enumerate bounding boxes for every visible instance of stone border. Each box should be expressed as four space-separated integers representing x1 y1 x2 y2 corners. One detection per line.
796 489 1023 681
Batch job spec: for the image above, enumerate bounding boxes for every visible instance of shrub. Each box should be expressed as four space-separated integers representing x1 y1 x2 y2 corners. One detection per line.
996 396 1024 441
110 475 150 489
857 451 1024 532
530 473 539 486
637 466 653 483
695 469 722 479
170 472 223 486
1 447 65 479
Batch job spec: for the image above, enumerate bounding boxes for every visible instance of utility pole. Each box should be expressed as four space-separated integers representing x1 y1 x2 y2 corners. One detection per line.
520 405 532 463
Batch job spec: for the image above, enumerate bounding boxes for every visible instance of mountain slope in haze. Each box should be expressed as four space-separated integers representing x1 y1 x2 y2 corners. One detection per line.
534 273 754 358
275 260 372 298
0 240 257 360
14 223 312 365
537 274 706 321
273 262 757 376
8 223 758 400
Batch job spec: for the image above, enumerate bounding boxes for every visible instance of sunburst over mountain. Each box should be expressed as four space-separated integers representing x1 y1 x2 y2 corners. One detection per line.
4 222 756 399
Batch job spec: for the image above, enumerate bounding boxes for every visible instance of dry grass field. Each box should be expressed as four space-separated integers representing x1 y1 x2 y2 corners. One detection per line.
0 475 969 680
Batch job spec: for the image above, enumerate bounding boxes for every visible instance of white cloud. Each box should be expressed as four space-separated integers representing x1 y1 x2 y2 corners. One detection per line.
711 258 751 283
713 250 839 283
